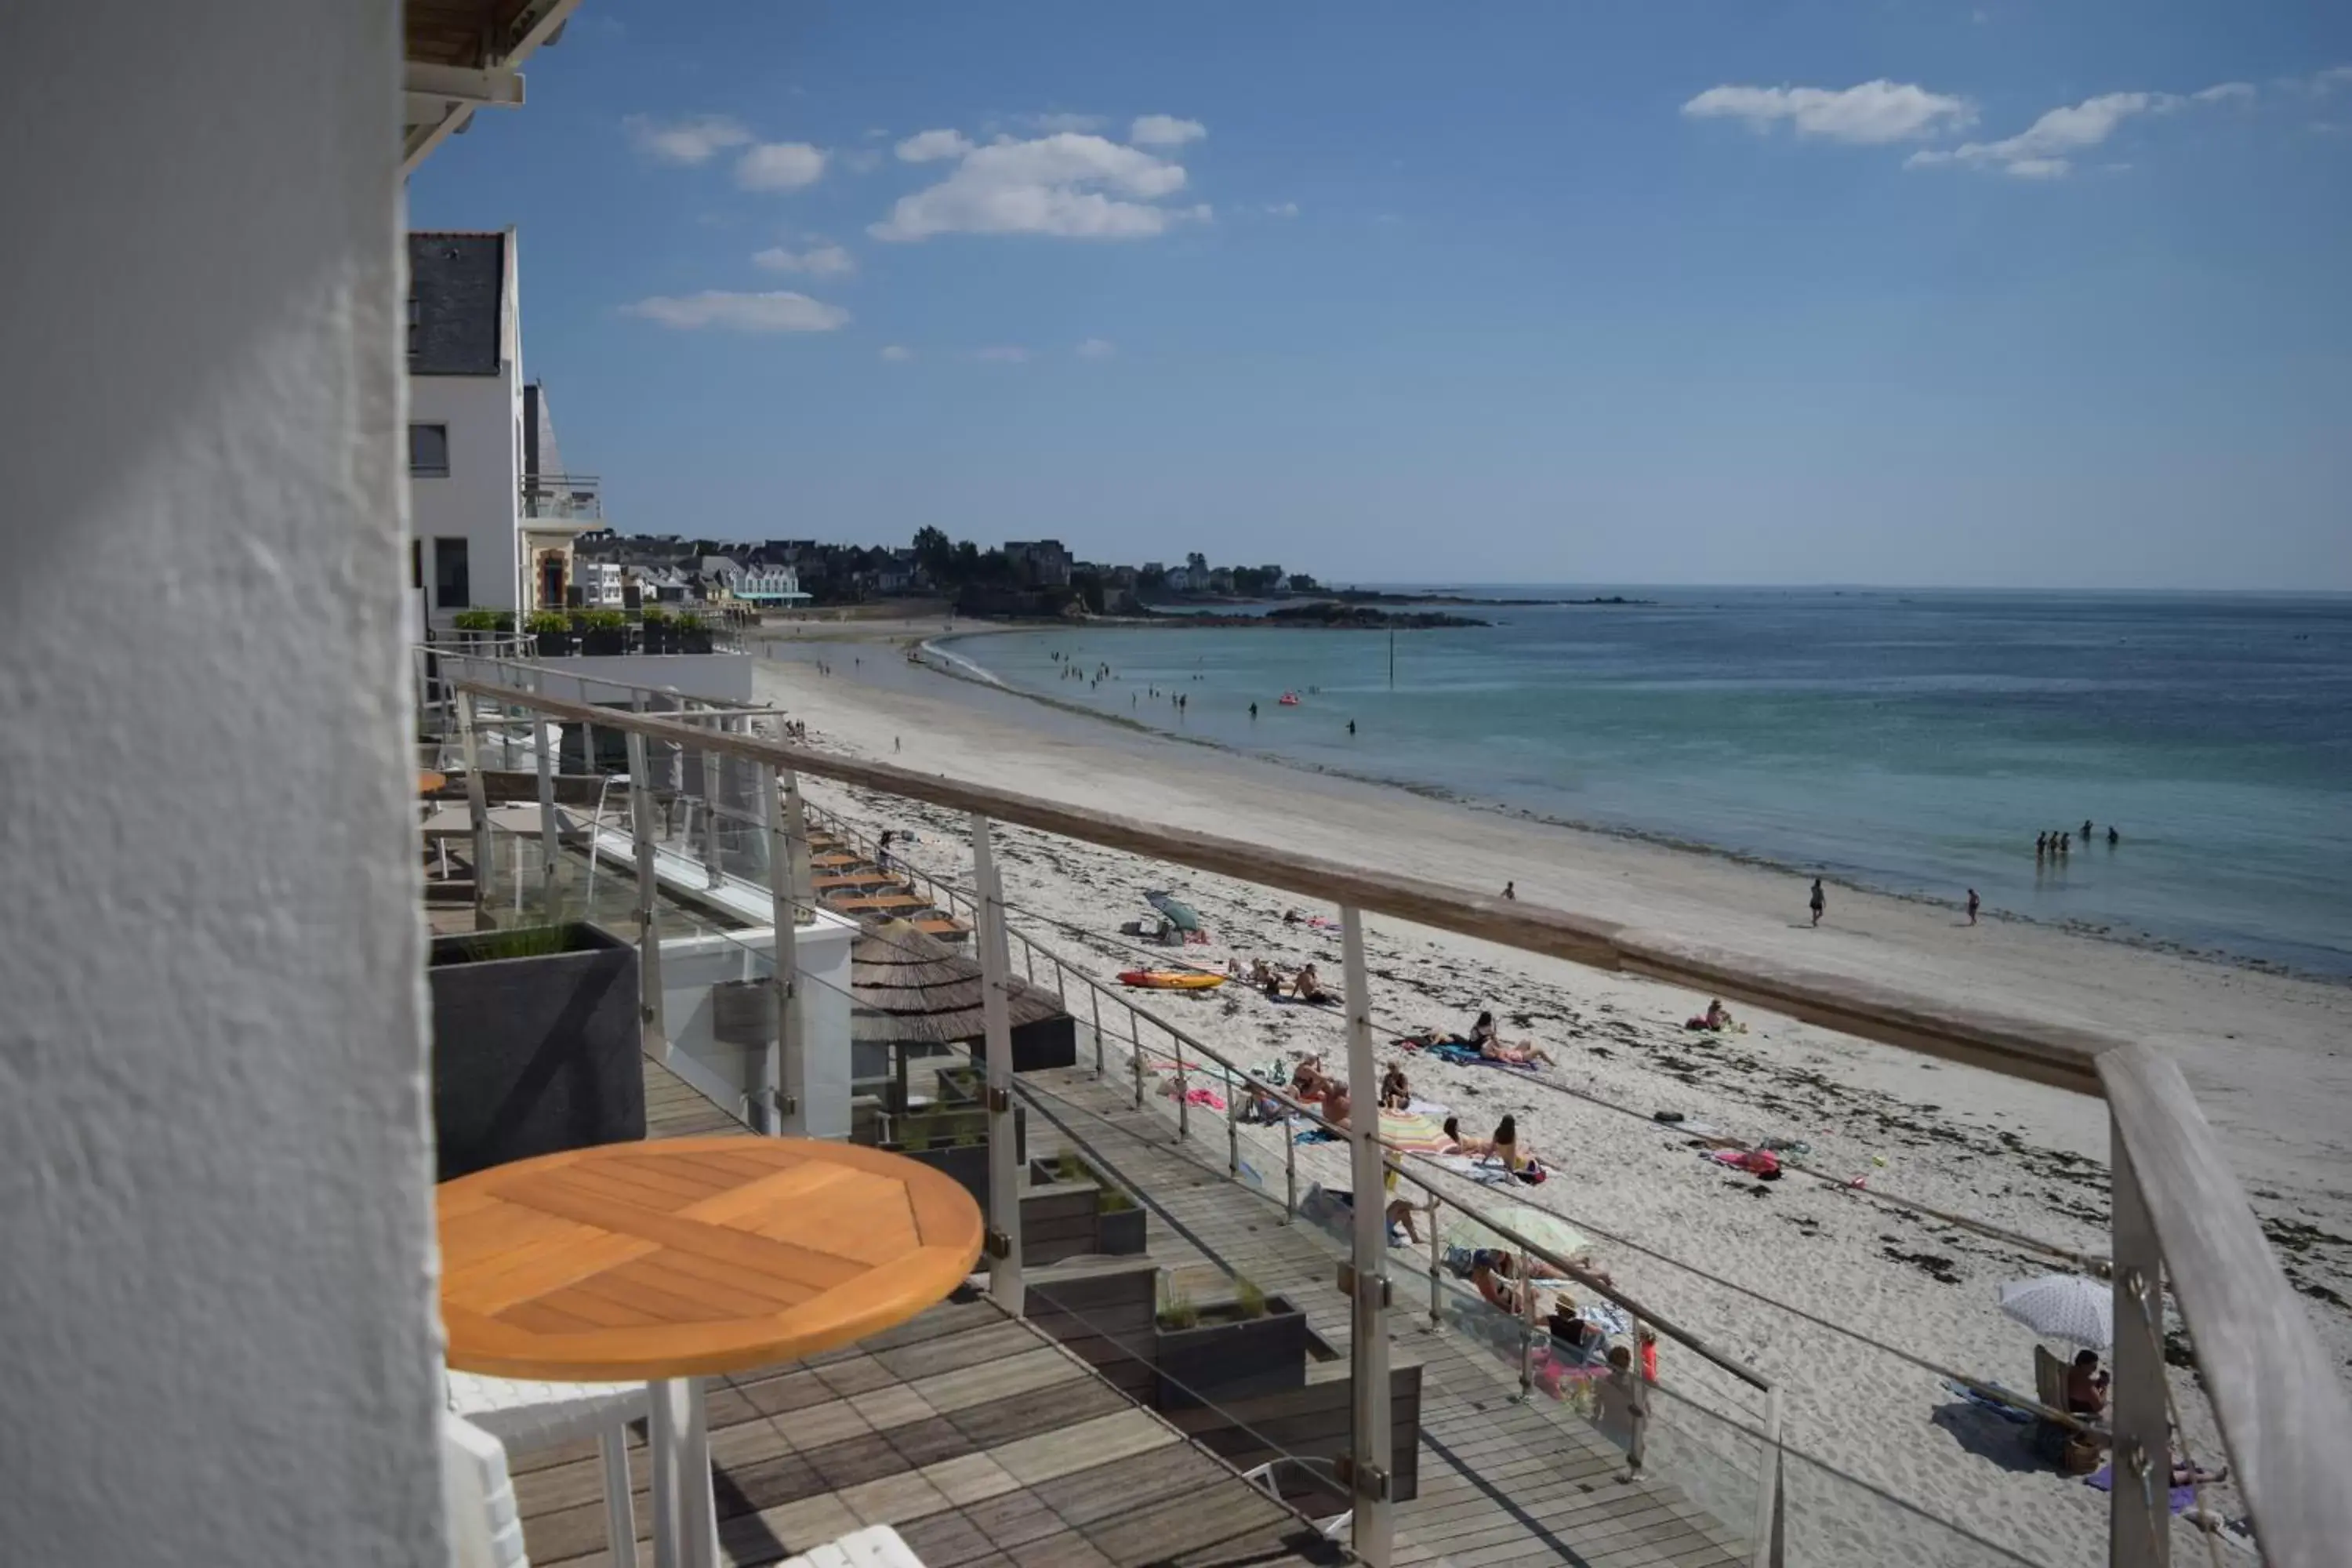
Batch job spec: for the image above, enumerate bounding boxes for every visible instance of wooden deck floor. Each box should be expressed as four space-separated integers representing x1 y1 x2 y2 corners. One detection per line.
1006 1065 1751 1568
506 1060 1349 1568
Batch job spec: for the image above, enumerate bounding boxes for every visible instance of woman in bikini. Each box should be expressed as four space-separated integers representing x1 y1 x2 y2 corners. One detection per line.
1481 1034 1556 1067
1379 1064 1410 1111
1443 1116 1494 1159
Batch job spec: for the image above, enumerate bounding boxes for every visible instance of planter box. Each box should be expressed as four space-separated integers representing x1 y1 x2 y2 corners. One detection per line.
677 627 716 654
532 630 574 657
882 1105 1025 1206
1027 1156 1147 1257
579 630 626 656
1153 1292 1308 1410
428 923 643 1182
641 624 678 655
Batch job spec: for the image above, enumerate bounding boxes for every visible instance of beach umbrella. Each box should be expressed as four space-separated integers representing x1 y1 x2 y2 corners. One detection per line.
1441 1206 1592 1266
1379 1109 1457 1154
1997 1273 2112 1350
848 921 1068 1047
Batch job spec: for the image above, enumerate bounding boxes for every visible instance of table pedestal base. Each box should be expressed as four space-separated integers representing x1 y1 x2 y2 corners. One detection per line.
648 1375 720 1568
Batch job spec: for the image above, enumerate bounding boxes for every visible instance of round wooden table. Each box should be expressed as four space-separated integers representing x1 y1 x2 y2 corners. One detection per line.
438 1137 985 1568
417 769 447 797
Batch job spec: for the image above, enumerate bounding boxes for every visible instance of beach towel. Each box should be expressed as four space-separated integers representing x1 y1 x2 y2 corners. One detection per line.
1295 1127 1341 1145
1183 1087 1226 1112
2085 1467 2197 1515
1941 1380 2034 1424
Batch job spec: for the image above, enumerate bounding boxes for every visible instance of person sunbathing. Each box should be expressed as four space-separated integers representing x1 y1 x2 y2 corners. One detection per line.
1493 1115 1550 1181
1379 1065 1410 1110
1290 1055 1324 1098
1481 1035 1556 1067
1472 1254 1519 1315
1250 958 1275 988
1442 1116 1493 1159
1308 1076 1352 1131
1291 963 1335 1004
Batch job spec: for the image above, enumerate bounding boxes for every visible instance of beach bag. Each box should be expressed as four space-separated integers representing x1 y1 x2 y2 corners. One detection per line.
1512 1160 1548 1185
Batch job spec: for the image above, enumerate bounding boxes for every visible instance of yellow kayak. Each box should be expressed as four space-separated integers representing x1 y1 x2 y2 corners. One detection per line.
1117 969 1226 990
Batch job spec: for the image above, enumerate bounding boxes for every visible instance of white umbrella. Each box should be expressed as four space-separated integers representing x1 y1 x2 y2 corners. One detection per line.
1998 1273 2111 1350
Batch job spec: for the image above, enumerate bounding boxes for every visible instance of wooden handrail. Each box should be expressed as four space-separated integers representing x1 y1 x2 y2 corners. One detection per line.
452 675 2352 1562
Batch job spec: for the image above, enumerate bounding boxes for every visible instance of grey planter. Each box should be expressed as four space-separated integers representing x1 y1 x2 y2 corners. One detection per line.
1153 1292 1308 1411
428 923 643 1182
1027 1156 1148 1256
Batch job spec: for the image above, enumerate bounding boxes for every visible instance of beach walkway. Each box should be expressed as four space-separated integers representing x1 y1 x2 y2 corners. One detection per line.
1010 1061 1750 1568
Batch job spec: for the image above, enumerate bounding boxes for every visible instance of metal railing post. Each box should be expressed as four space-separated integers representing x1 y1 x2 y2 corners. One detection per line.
697 705 723 890
455 691 491 932
1750 1386 1783 1568
971 814 1024 1311
1340 905 1393 1566
761 763 803 1137
1091 988 1105 1076
2110 1120 2171 1568
1131 1008 1146 1109
1174 1024 1190 1142
1284 1127 1298 1221
625 710 667 1059
1428 1191 1444 1328
533 671 558 916
1226 1071 1241 1176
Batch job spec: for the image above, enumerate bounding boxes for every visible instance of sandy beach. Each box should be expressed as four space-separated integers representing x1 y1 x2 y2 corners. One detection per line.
750 624 2351 1563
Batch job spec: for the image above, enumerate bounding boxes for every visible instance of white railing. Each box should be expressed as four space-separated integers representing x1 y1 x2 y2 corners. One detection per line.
441 674 2352 1568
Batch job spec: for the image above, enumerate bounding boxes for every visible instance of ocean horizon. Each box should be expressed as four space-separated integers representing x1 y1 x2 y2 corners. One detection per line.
917 586 2352 978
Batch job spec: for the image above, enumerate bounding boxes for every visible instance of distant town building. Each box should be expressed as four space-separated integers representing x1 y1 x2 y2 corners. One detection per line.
1004 539 1074 587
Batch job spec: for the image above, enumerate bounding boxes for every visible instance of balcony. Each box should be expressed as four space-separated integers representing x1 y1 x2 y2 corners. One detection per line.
521 471 603 524
421 671 2352 1568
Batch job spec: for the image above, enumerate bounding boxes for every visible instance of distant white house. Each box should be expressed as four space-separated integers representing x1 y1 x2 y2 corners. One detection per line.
407 230 524 628
581 559 623 608
1163 567 1191 593
733 564 810 604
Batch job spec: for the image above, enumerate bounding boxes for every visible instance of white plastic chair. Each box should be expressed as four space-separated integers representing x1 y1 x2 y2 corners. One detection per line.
446 1370 647 1566
443 1412 529 1568
777 1524 927 1568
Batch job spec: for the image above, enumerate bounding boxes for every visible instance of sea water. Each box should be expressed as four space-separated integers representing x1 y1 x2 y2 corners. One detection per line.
941 590 2352 976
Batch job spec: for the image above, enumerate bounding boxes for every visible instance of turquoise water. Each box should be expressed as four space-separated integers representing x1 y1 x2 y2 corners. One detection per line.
939 590 2352 976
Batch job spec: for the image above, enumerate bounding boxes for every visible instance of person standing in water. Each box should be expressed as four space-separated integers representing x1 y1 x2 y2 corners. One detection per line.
1809 878 1826 927
1502 880 1516 901
1346 719 1356 735
1965 888 1980 925
2107 825 2119 846
2082 818 2094 843
1249 702 1258 720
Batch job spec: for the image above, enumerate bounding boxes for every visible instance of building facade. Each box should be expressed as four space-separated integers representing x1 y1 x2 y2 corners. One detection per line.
408 230 524 629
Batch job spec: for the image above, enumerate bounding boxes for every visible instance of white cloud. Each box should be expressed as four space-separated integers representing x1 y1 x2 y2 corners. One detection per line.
871 131 1203 241
1025 113 1107 134
880 345 913 361
1907 89 2185 177
972 346 1031 363
735 142 827 191
2316 65 2352 92
2194 82 2257 104
1681 80 1975 143
626 114 753 165
896 129 975 163
623 291 849 332
1131 114 1208 147
1076 338 1116 359
753 241 855 277
1264 201 1300 217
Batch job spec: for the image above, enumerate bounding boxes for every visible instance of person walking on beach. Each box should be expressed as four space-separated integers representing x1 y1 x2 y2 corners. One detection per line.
1502 880 1516 901
1808 878 1826 927
1965 888 1980 925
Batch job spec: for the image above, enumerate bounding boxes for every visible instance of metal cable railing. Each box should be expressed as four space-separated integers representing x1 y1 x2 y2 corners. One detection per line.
436 673 2352 1568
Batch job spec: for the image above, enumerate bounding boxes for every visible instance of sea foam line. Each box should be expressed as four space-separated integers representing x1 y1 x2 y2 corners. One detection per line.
920 636 1005 687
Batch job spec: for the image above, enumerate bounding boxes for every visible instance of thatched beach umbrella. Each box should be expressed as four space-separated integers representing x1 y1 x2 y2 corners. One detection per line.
850 923 1077 1102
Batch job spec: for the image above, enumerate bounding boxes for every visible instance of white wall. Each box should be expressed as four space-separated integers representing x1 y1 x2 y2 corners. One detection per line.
0 3 444 1566
659 924 858 1139
412 368 524 615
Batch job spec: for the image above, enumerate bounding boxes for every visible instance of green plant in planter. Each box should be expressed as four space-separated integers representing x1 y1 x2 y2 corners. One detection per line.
441 924 576 963
1056 1151 1086 1185
452 609 503 631
641 607 675 626
900 1121 931 1152
1097 1187 1134 1214
953 1131 978 1148
1156 1277 1198 1331
585 609 626 630
677 612 708 630
1232 1276 1268 1320
524 611 569 634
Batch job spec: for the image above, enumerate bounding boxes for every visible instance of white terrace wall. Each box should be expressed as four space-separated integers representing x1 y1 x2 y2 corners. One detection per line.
0 4 445 1566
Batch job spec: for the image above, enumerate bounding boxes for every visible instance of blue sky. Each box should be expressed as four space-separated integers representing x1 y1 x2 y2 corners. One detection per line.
409 2 2352 590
